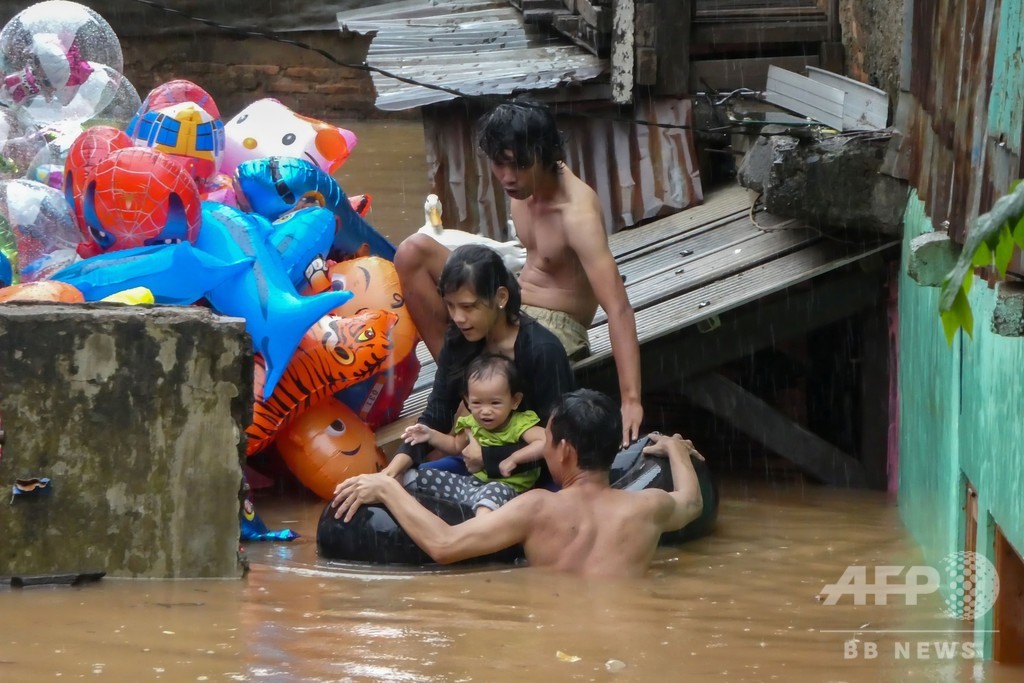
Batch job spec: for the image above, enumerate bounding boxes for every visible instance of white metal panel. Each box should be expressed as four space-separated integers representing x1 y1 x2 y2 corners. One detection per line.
764 65 845 130
805 66 889 130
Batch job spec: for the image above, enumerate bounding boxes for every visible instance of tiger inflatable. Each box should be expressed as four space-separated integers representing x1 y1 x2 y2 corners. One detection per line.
247 309 399 455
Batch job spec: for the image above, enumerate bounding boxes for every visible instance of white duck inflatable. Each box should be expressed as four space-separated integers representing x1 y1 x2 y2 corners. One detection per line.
417 194 527 275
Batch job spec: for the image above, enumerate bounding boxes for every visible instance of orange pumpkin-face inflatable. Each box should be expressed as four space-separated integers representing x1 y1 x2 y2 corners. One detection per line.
306 256 418 363
0 281 84 303
246 309 399 455
276 397 386 500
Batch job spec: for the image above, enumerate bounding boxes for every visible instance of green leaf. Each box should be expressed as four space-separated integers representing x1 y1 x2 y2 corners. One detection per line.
972 240 993 267
940 308 960 346
996 223 1015 277
940 286 974 346
1013 215 1024 250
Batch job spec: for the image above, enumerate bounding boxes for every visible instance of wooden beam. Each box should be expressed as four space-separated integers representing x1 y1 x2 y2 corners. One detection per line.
577 263 888 398
577 0 611 31
610 0 634 104
636 47 657 86
654 0 691 95
857 286 892 490
681 372 868 487
689 55 819 93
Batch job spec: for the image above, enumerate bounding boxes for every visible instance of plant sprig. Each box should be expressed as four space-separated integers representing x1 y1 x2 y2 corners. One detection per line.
938 179 1024 344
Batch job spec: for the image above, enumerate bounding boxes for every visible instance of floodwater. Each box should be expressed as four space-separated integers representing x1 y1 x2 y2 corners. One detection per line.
2 482 1021 682
332 119 431 248
2 121 1022 682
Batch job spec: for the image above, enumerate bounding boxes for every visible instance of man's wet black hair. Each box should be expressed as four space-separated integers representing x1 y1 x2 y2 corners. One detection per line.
438 244 521 327
548 389 621 471
465 353 522 397
477 97 567 172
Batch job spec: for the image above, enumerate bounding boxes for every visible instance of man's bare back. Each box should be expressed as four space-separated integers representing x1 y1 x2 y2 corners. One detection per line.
518 483 670 577
514 165 602 326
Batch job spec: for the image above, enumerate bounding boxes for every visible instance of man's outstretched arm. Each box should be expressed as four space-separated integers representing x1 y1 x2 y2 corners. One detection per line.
564 207 643 445
642 433 704 532
332 474 539 564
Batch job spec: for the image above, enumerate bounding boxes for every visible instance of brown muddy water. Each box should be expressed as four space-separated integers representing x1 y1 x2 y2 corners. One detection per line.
2 122 1022 682
332 119 432 248
2 483 1021 682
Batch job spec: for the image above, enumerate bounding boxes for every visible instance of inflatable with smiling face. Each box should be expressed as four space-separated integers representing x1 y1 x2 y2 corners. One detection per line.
276 397 387 500
222 98 357 176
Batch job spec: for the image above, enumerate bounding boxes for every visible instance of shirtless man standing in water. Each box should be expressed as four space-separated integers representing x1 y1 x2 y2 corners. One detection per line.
332 390 705 577
396 99 643 445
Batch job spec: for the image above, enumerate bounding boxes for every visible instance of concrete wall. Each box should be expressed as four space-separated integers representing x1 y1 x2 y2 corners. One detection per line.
839 0 904 109
0 305 252 579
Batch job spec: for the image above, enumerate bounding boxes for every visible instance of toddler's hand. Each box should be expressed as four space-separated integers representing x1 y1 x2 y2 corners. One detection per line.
402 424 431 445
498 458 516 478
462 435 483 473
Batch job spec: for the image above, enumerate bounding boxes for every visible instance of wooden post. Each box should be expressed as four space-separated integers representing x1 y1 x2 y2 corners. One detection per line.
654 0 691 95
994 526 1024 662
611 0 635 104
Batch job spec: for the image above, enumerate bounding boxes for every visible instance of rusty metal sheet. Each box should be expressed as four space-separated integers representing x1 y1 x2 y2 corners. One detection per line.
422 97 703 239
895 0 1014 243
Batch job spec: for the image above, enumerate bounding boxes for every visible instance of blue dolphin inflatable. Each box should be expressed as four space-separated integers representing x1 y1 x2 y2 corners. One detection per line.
234 157 397 261
196 202 354 398
51 243 254 305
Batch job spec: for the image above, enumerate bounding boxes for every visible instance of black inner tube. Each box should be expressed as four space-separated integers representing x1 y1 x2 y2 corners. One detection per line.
317 436 719 566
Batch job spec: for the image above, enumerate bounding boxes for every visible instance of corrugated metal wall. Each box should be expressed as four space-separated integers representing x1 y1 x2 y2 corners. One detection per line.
889 0 1012 243
422 97 703 238
898 0 1024 659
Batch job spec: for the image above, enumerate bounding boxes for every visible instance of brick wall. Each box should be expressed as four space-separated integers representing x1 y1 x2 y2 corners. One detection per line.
120 31 410 123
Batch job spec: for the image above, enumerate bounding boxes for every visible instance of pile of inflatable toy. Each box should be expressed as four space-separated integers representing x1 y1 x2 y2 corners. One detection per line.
0 1 420 503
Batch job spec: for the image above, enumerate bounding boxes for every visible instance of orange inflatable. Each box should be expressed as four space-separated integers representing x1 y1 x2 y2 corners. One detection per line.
276 397 387 500
0 281 84 303
246 309 399 455
306 256 418 363
340 348 421 430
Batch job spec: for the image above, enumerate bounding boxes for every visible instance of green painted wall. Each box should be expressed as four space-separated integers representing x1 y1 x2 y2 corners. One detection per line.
899 192 1024 656
897 193 961 564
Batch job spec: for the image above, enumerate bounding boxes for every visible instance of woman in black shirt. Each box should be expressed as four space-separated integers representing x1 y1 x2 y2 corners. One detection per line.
381 244 574 479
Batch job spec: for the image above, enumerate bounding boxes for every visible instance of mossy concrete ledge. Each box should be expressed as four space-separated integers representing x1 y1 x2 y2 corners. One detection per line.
0 304 253 579
992 282 1024 337
907 231 959 287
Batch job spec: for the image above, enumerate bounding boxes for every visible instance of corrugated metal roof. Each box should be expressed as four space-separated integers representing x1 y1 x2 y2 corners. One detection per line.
336 0 607 111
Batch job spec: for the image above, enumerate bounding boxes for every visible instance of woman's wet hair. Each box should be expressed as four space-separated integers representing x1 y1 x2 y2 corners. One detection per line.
438 244 521 326
548 389 621 471
465 353 522 397
477 97 566 172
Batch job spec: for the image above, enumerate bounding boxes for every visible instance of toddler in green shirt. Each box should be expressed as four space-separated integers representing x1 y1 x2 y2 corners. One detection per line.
402 353 546 514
